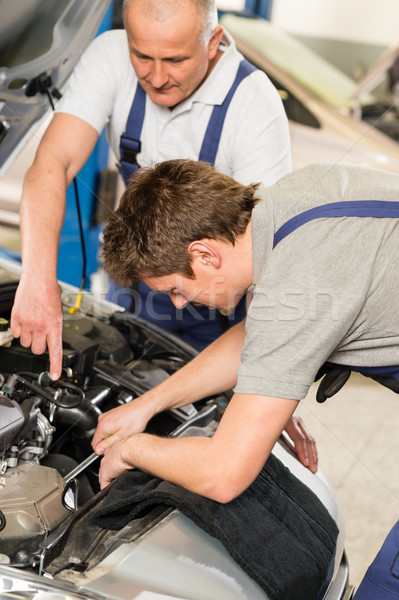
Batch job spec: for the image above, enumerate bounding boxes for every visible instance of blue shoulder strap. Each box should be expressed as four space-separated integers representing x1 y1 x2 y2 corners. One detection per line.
273 200 399 248
118 82 146 185
350 365 399 386
118 59 257 185
273 199 399 387
199 58 257 166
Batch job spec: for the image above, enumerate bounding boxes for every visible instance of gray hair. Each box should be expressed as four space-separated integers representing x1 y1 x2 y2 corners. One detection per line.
122 0 218 43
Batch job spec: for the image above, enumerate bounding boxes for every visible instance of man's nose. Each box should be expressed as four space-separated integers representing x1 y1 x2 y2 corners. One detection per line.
149 61 168 88
171 295 188 310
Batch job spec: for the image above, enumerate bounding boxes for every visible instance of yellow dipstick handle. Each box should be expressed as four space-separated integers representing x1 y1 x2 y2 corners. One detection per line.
69 290 83 314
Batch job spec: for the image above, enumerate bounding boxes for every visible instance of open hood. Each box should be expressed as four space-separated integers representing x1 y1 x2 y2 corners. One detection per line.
0 0 112 177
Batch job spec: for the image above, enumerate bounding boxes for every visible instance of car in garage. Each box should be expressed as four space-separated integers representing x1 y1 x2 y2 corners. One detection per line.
0 6 371 598
0 256 352 600
220 13 399 173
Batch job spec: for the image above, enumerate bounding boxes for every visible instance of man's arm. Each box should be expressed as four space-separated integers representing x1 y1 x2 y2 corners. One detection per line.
92 320 247 452
98 391 298 502
92 319 318 474
10 113 99 379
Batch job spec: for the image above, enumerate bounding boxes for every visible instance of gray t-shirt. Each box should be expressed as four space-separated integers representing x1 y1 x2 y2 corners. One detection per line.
235 162 399 400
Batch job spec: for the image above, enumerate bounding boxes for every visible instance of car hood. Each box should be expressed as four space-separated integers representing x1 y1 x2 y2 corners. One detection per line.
0 0 111 177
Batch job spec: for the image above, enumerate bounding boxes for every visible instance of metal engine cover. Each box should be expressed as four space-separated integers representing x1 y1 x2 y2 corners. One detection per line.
0 462 70 559
0 393 24 454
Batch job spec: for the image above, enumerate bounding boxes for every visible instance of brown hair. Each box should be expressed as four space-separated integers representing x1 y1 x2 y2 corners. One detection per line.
101 159 259 284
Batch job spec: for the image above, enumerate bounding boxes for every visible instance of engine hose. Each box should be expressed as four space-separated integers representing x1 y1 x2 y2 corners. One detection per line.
55 398 101 435
16 372 84 409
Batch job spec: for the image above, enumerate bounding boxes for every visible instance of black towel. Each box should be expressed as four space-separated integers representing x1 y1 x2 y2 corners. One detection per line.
92 453 339 600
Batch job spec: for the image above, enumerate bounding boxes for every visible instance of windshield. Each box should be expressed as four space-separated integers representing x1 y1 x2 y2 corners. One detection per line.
221 14 375 109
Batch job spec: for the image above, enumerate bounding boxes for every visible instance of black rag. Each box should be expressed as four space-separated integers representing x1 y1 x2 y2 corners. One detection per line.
92 453 339 600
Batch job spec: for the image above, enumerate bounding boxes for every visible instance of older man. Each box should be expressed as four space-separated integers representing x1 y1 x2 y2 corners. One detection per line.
11 0 291 379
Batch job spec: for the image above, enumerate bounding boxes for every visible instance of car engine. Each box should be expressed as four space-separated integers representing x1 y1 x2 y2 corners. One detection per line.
0 263 224 573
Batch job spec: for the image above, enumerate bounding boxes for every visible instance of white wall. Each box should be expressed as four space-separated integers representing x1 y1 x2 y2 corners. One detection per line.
216 0 245 10
271 0 399 47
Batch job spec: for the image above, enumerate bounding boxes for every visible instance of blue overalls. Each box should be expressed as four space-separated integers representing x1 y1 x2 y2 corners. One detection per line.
354 519 399 599
275 200 399 600
106 59 257 349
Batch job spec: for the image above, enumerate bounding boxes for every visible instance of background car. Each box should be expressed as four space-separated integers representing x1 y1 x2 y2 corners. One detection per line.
220 13 399 173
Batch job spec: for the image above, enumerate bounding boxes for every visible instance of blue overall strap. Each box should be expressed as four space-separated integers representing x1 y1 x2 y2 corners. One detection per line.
199 58 257 166
273 200 399 248
349 365 399 391
119 59 256 183
273 200 399 394
118 82 146 186
317 363 399 401
111 59 257 342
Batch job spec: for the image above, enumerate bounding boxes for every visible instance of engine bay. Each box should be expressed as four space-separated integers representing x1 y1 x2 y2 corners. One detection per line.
0 263 226 576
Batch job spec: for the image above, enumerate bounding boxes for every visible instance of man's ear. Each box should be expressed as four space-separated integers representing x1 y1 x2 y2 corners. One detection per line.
208 25 224 58
188 240 221 268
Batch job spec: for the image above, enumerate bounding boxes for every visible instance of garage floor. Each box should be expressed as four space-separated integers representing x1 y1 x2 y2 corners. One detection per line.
0 226 398 592
297 373 399 590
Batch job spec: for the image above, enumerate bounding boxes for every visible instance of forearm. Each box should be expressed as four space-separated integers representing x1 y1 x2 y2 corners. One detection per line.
11 154 68 365
120 429 269 501
99 392 299 502
92 320 246 454
11 114 99 379
123 434 215 494
20 158 68 278
20 113 98 278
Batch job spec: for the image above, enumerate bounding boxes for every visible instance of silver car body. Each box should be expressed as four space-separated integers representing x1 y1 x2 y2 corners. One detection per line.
0 257 349 600
220 14 399 174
